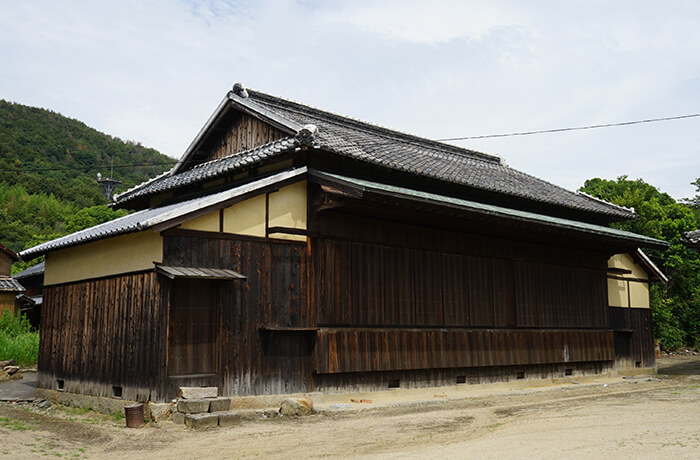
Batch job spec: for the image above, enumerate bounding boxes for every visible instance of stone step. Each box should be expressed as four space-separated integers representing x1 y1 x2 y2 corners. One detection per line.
178 386 218 399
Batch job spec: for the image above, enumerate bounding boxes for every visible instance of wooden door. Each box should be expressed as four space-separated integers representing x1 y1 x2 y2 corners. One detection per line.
168 279 220 377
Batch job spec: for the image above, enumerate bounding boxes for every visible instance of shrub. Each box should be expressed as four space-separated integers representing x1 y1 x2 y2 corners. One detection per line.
0 311 39 366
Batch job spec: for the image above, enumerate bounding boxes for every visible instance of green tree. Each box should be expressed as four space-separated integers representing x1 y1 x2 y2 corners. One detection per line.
580 176 700 349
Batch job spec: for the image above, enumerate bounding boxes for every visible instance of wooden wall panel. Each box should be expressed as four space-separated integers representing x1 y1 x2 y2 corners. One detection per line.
314 328 614 374
163 234 311 397
37 272 165 402
209 113 287 161
609 307 655 368
312 237 607 330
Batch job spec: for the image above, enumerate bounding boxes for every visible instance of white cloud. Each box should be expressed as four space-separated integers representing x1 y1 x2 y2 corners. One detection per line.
1 0 699 198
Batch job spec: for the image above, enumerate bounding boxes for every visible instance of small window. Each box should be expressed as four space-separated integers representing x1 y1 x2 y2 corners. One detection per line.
112 386 123 398
388 379 400 388
56 379 65 391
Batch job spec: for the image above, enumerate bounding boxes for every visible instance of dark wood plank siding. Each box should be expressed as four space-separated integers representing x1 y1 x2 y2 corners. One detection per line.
38 272 165 402
609 307 655 367
209 113 287 161
312 238 608 330
314 328 614 374
163 234 310 397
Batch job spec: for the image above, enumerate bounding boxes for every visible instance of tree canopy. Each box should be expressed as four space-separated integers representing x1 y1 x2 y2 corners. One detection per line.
580 176 700 350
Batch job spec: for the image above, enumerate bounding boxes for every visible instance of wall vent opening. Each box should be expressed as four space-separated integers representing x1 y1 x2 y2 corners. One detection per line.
456 375 466 384
112 386 123 398
56 379 65 391
516 371 525 380
388 379 400 389
565 369 573 376
635 361 642 368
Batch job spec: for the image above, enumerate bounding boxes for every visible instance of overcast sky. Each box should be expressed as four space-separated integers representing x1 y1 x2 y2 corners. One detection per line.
2 1 699 200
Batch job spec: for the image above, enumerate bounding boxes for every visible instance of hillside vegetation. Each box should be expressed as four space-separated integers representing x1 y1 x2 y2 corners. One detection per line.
0 100 175 258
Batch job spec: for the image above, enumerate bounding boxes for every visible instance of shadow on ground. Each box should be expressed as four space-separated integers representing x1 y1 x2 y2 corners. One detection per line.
657 356 700 376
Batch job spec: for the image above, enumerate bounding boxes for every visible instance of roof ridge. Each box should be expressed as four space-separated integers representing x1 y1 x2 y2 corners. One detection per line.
576 191 636 215
247 89 502 165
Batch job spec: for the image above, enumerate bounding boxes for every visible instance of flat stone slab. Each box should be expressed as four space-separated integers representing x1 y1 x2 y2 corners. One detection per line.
0 370 36 402
218 411 243 427
209 397 232 412
173 412 185 425
179 386 218 399
185 413 219 429
177 399 210 414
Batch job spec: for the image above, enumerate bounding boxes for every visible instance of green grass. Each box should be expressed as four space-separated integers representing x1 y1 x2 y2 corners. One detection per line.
0 311 39 367
0 416 37 431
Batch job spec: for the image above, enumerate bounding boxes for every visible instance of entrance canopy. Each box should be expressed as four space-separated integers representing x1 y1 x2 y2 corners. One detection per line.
156 265 246 280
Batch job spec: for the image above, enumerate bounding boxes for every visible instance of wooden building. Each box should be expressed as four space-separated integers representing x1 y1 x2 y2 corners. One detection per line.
0 243 24 316
22 83 668 403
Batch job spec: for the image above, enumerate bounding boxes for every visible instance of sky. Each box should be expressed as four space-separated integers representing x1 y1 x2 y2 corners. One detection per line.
1 0 699 200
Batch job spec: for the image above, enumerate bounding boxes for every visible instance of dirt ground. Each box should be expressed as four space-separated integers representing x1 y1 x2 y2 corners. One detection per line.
2 356 700 459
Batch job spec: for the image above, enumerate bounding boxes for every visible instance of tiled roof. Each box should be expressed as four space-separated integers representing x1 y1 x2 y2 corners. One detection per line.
12 261 45 279
116 137 300 206
0 243 18 261
0 277 24 292
683 229 700 246
21 168 307 259
114 85 635 220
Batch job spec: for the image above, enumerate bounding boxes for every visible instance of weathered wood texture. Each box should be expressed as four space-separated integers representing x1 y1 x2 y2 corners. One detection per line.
38 272 166 402
312 238 608 329
314 328 614 374
314 361 611 393
163 234 310 398
609 307 655 368
209 113 287 161
0 293 17 315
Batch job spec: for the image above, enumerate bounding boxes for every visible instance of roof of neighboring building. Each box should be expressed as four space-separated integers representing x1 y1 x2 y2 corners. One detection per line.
0 277 24 292
683 229 700 247
0 243 19 262
13 261 45 280
114 84 636 221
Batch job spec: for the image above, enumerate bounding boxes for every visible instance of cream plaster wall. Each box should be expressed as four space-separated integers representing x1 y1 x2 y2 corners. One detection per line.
44 231 163 286
607 253 650 309
267 181 307 242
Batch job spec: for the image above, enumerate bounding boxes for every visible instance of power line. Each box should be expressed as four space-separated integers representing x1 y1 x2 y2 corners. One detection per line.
436 113 700 141
0 161 177 173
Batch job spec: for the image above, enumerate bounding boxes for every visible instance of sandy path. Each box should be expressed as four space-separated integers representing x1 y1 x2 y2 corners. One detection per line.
1 356 699 459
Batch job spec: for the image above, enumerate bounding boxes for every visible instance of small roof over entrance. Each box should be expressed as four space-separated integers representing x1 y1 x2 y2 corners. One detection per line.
156 265 246 281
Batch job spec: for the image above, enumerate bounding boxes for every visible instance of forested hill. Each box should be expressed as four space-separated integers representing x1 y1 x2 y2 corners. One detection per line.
0 99 176 255
0 99 175 208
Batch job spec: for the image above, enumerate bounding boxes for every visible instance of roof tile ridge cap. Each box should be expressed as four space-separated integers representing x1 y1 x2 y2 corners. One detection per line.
247 89 502 164
499 165 632 216
115 168 173 201
187 136 299 171
576 191 636 215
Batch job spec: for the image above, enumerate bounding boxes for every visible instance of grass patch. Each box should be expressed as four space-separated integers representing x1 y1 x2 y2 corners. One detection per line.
0 416 37 431
110 411 124 422
0 311 39 367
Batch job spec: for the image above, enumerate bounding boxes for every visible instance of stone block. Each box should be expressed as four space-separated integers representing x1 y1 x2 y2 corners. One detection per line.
209 397 232 412
279 397 314 416
149 402 172 422
173 412 185 425
178 387 218 399
184 413 219 429
177 399 210 414
218 411 242 427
